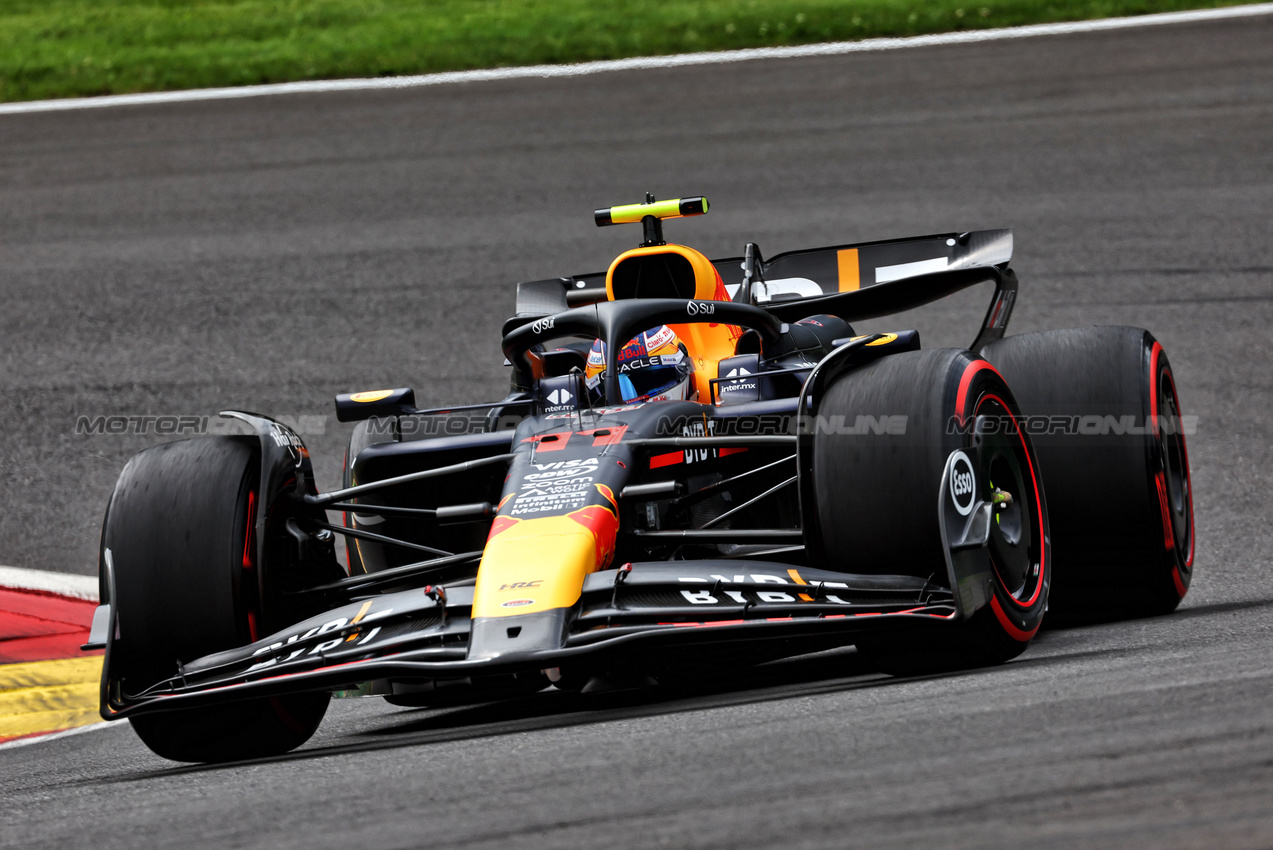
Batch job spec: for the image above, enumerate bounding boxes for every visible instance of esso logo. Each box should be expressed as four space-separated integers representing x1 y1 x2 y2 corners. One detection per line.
532 317 555 334
501 598 535 608
686 301 716 317
949 450 977 516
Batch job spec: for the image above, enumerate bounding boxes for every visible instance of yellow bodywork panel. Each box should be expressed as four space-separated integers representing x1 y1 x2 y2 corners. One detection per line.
837 248 861 291
669 320 744 402
471 509 616 619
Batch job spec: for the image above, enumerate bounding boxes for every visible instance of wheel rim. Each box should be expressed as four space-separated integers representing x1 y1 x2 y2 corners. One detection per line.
974 394 1045 605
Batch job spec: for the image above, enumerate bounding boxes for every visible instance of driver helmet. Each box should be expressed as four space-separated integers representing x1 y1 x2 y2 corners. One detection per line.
584 325 695 404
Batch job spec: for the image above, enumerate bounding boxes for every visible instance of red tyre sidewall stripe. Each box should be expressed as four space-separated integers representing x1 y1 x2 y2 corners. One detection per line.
1157 468 1188 596
975 391 1047 611
1162 366 1196 572
955 359 1006 424
1171 565 1188 597
242 489 260 641
959 359 1047 641
991 594 1039 641
1151 341 1196 578
1154 472 1175 551
242 489 256 570
1150 342 1162 434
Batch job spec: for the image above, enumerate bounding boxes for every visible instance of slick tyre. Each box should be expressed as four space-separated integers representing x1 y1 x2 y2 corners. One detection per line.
980 327 1194 622
811 349 1050 673
102 437 329 763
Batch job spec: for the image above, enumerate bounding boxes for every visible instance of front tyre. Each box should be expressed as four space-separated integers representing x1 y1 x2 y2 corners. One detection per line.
811 349 1050 672
103 437 329 763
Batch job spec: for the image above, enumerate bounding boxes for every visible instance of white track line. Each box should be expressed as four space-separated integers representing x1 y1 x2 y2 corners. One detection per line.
2 3 1271 116
0 722 116 753
0 566 98 601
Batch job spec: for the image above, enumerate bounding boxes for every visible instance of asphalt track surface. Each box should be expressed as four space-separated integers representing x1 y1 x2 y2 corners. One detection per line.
2 13 1272 849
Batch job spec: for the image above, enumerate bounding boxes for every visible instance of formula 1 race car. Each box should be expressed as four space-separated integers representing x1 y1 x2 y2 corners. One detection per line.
87 196 1195 763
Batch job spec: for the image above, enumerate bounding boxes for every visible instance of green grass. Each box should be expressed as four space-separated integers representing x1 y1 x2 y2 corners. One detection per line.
0 0 1258 103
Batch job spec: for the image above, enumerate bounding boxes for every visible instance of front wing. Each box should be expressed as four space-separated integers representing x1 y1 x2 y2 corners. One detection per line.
100 562 957 718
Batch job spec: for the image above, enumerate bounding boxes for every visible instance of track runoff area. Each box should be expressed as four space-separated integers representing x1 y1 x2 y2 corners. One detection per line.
0 568 103 748
1 3 1271 115
0 0 1269 750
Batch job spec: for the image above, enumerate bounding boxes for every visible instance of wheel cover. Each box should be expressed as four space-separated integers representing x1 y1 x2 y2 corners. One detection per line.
974 393 1046 607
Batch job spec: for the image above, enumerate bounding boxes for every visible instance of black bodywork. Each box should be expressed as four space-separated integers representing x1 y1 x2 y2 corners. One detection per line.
90 229 1025 717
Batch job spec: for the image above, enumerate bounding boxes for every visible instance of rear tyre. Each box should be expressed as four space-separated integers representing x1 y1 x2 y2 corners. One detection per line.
981 327 1194 622
811 349 1050 673
103 437 329 763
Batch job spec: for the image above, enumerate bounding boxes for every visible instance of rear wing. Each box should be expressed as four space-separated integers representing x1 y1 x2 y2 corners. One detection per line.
506 229 1016 350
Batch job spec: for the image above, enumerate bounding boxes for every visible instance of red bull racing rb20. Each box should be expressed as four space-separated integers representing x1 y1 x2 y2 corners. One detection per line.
87 197 1196 762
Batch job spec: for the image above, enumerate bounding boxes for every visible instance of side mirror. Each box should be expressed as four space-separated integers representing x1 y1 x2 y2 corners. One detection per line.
334 388 418 422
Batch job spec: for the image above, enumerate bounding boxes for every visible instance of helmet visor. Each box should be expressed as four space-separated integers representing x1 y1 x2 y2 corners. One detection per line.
620 365 687 402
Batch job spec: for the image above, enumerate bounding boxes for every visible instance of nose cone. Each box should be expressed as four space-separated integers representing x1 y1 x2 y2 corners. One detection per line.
472 512 613 620
467 487 619 660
